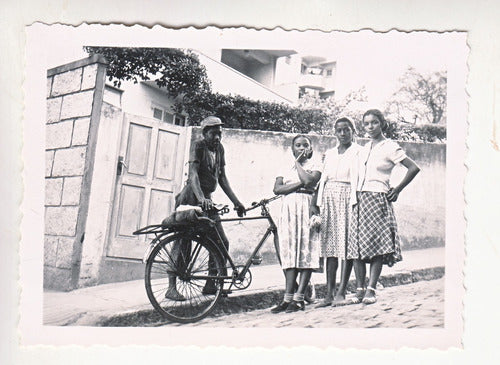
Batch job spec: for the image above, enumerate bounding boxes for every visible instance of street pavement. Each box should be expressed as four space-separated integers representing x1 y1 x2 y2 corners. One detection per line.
44 247 445 326
177 278 444 328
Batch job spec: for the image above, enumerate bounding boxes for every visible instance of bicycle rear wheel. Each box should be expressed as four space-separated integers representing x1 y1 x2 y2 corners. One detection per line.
145 234 225 323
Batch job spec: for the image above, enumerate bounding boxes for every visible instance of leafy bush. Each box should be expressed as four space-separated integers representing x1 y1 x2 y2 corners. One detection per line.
377 121 446 143
180 92 331 133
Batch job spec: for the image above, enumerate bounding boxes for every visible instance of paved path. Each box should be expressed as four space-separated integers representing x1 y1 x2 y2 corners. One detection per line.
175 278 444 328
44 247 444 326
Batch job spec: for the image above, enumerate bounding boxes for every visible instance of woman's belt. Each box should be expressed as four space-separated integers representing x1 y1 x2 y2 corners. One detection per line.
296 188 314 195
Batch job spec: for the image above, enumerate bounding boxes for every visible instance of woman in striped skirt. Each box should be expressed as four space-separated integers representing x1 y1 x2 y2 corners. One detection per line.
312 118 360 307
347 109 420 304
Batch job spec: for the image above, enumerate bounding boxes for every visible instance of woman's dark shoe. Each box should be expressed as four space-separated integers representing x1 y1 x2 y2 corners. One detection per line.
285 300 305 313
271 301 291 313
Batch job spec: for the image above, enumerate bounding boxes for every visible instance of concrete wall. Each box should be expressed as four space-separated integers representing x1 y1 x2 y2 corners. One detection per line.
201 129 446 265
116 80 180 122
196 51 293 104
44 56 107 290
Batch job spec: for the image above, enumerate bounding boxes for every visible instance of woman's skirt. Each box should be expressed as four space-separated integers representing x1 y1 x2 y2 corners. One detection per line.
278 192 321 270
320 181 351 259
347 191 402 266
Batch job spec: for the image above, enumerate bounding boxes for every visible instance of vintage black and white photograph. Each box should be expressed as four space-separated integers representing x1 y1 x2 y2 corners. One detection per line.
21 24 467 348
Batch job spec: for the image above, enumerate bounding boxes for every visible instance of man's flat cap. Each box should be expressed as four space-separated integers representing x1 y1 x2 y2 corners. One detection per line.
200 116 224 130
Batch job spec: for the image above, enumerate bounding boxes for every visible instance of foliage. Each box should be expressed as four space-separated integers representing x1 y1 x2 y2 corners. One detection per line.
86 46 329 133
385 67 447 125
180 92 331 134
382 121 446 142
85 47 445 142
84 47 211 101
298 87 369 135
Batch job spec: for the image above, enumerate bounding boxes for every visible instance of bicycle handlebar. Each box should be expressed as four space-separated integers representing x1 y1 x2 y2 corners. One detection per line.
203 196 280 216
245 195 280 212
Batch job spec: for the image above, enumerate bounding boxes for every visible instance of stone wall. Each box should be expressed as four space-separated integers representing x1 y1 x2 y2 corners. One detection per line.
44 56 107 290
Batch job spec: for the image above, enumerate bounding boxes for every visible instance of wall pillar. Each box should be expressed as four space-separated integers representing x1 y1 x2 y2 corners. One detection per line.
44 55 107 290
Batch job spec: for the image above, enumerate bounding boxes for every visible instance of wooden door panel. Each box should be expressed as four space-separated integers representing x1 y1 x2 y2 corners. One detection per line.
125 123 152 176
116 184 144 238
147 189 174 226
154 129 179 181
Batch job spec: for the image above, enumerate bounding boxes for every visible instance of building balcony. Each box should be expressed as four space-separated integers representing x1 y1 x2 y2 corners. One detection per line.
299 73 324 90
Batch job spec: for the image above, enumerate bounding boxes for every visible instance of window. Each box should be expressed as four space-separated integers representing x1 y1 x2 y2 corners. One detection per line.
163 112 174 124
326 69 333 77
153 107 163 120
152 103 186 126
174 115 186 126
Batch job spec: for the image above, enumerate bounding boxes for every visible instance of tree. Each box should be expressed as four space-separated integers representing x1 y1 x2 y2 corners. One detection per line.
386 67 447 125
298 87 368 135
84 47 211 103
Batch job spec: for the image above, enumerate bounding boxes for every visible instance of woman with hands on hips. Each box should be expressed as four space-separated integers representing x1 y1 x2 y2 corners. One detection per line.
347 109 420 305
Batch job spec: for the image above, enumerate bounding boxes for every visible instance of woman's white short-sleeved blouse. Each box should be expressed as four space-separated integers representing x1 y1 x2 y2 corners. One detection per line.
355 139 407 193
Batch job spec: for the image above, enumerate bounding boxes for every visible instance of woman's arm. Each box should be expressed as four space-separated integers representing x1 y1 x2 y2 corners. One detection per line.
273 177 304 195
310 189 320 216
295 162 321 188
295 152 321 188
387 157 421 202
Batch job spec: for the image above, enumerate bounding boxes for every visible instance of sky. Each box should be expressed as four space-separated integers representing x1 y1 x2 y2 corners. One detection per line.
45 28 451 110
297 31 450 107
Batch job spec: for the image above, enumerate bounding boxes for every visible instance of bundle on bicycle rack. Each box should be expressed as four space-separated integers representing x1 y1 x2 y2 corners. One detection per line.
161 205 214 228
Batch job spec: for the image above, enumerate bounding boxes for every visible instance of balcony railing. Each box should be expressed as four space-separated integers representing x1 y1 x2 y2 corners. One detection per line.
299 73 324 90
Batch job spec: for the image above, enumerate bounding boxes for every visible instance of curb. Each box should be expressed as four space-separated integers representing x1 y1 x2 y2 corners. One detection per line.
96 266 444 327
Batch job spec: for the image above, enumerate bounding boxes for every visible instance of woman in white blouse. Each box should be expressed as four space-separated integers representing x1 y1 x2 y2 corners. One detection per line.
270 135 322 313
313 118 360 307
348 110 420 304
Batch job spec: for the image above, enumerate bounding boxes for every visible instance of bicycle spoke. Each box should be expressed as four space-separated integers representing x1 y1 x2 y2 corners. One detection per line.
145 235 225 323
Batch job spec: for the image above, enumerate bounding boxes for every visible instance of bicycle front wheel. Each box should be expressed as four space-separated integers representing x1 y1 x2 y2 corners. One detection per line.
145 234 225 323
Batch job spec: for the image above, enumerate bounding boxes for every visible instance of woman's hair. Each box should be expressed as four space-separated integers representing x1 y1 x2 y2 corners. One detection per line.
291 134 313 158
362 109 387 131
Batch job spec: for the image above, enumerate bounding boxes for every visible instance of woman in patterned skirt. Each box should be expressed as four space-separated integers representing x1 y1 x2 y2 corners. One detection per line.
270 135 322 313
312 118 360 307
347 109 420 304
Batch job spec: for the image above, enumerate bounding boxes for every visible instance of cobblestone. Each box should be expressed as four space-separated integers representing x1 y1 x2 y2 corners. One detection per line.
178 278 444 329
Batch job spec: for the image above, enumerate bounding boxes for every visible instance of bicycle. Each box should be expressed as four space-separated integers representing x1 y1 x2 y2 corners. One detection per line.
133 196 285 323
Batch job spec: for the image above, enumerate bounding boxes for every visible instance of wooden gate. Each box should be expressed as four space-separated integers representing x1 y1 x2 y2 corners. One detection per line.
107 113 188 259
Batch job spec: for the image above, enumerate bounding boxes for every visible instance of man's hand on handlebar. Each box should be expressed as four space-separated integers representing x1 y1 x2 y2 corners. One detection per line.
200 198 214 211
234 202 246 217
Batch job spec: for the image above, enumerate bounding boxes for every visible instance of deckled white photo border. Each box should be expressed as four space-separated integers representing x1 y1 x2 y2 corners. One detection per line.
21 24 467 349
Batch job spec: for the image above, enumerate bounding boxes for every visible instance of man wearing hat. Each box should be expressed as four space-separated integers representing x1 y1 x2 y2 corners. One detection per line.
165 116 246 300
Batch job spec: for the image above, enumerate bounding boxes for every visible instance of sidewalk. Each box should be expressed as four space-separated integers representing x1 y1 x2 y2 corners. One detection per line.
43 247 445 326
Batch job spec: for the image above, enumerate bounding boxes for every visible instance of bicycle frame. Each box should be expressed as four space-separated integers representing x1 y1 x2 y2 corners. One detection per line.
207 198 281 283
135 197 281 283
